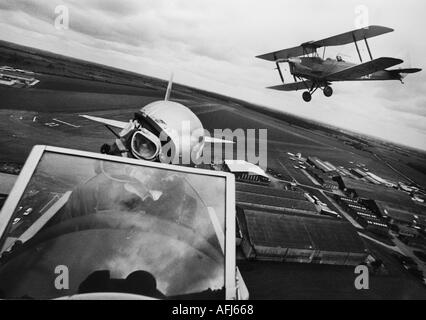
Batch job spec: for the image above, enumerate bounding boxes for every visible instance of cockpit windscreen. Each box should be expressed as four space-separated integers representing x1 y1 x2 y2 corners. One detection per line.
0 149 230 300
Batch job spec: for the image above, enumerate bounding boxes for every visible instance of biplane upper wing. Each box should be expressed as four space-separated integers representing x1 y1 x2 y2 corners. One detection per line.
256 26 394 62
267 81 314 91
256 46 316 62
325 57 403 81
309 25 394 48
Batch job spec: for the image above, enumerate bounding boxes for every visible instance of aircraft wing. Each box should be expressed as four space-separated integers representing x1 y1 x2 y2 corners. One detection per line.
256 46 316 62
80 115 128 129
267 81 313 91
204 136 234 144
325 57 403 81
256 26 393 62
309 25 394 48
81 115 234 144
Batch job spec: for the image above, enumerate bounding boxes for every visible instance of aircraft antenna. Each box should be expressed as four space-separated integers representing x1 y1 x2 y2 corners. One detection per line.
165 73 174 101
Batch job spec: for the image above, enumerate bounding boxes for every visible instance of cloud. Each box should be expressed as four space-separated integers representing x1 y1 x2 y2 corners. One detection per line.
0 0 426 150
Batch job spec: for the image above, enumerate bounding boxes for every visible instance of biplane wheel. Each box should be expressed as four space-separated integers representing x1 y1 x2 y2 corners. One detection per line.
323 86 333 97
302 91 312 102
100 143 111 154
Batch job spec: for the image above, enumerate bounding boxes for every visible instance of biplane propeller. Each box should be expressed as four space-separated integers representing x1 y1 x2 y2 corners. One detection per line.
256 25 421 102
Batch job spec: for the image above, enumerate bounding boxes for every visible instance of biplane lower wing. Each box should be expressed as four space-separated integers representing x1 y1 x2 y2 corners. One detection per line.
325 57 403 81
267 81 314 92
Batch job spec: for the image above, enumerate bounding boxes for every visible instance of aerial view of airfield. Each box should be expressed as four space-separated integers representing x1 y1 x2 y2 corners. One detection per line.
0 0 426 300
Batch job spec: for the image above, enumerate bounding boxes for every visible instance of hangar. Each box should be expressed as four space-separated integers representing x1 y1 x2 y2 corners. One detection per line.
237 209 368 266
224 160 270 184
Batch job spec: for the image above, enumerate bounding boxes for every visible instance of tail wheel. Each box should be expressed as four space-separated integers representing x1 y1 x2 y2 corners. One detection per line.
302 91 312 102
323 86 333 97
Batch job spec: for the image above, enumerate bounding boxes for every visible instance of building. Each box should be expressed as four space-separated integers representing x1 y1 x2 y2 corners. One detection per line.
335 176 411 203
335 195 389 235
322 178 339 191
323 161 337 171
372 200 426 231
350 168 367 179
236 182 306 200
234 181 319 217
306 167 339 190
307 157 334 172
224 160 270 184
0 66 39 88
237 209 367 266
236 191 318 215
320 208 341 219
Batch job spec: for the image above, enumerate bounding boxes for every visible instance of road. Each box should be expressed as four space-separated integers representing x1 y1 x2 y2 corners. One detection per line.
277 159 299 184
358 232 402 253
373 152 415 184
392 237 426 276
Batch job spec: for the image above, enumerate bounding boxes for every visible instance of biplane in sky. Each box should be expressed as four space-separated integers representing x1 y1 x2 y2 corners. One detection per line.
256 25 421 102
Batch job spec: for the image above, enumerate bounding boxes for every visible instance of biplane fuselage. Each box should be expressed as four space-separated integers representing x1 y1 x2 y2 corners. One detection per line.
291 57 405 82
257 25 421 102
291 57 356 80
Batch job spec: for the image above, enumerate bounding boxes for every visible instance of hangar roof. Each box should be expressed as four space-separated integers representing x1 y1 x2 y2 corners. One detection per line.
224 160 268 178
243 210 366 254
341 177 411 203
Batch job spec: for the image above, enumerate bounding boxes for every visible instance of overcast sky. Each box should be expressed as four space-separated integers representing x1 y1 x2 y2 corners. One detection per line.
1 0 425 150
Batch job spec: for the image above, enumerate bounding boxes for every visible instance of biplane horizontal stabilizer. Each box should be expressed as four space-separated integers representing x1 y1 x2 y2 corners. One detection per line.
389 68 422 74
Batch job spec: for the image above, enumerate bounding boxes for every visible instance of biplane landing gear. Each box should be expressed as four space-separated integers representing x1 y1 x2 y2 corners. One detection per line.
323 86 333 97
302 91 312 102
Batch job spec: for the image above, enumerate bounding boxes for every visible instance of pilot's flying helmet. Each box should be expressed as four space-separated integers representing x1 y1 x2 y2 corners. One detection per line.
130 129 162 161
120 100 206 164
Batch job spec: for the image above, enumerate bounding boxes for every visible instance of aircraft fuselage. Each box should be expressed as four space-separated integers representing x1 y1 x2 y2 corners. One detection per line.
290 57 401 82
